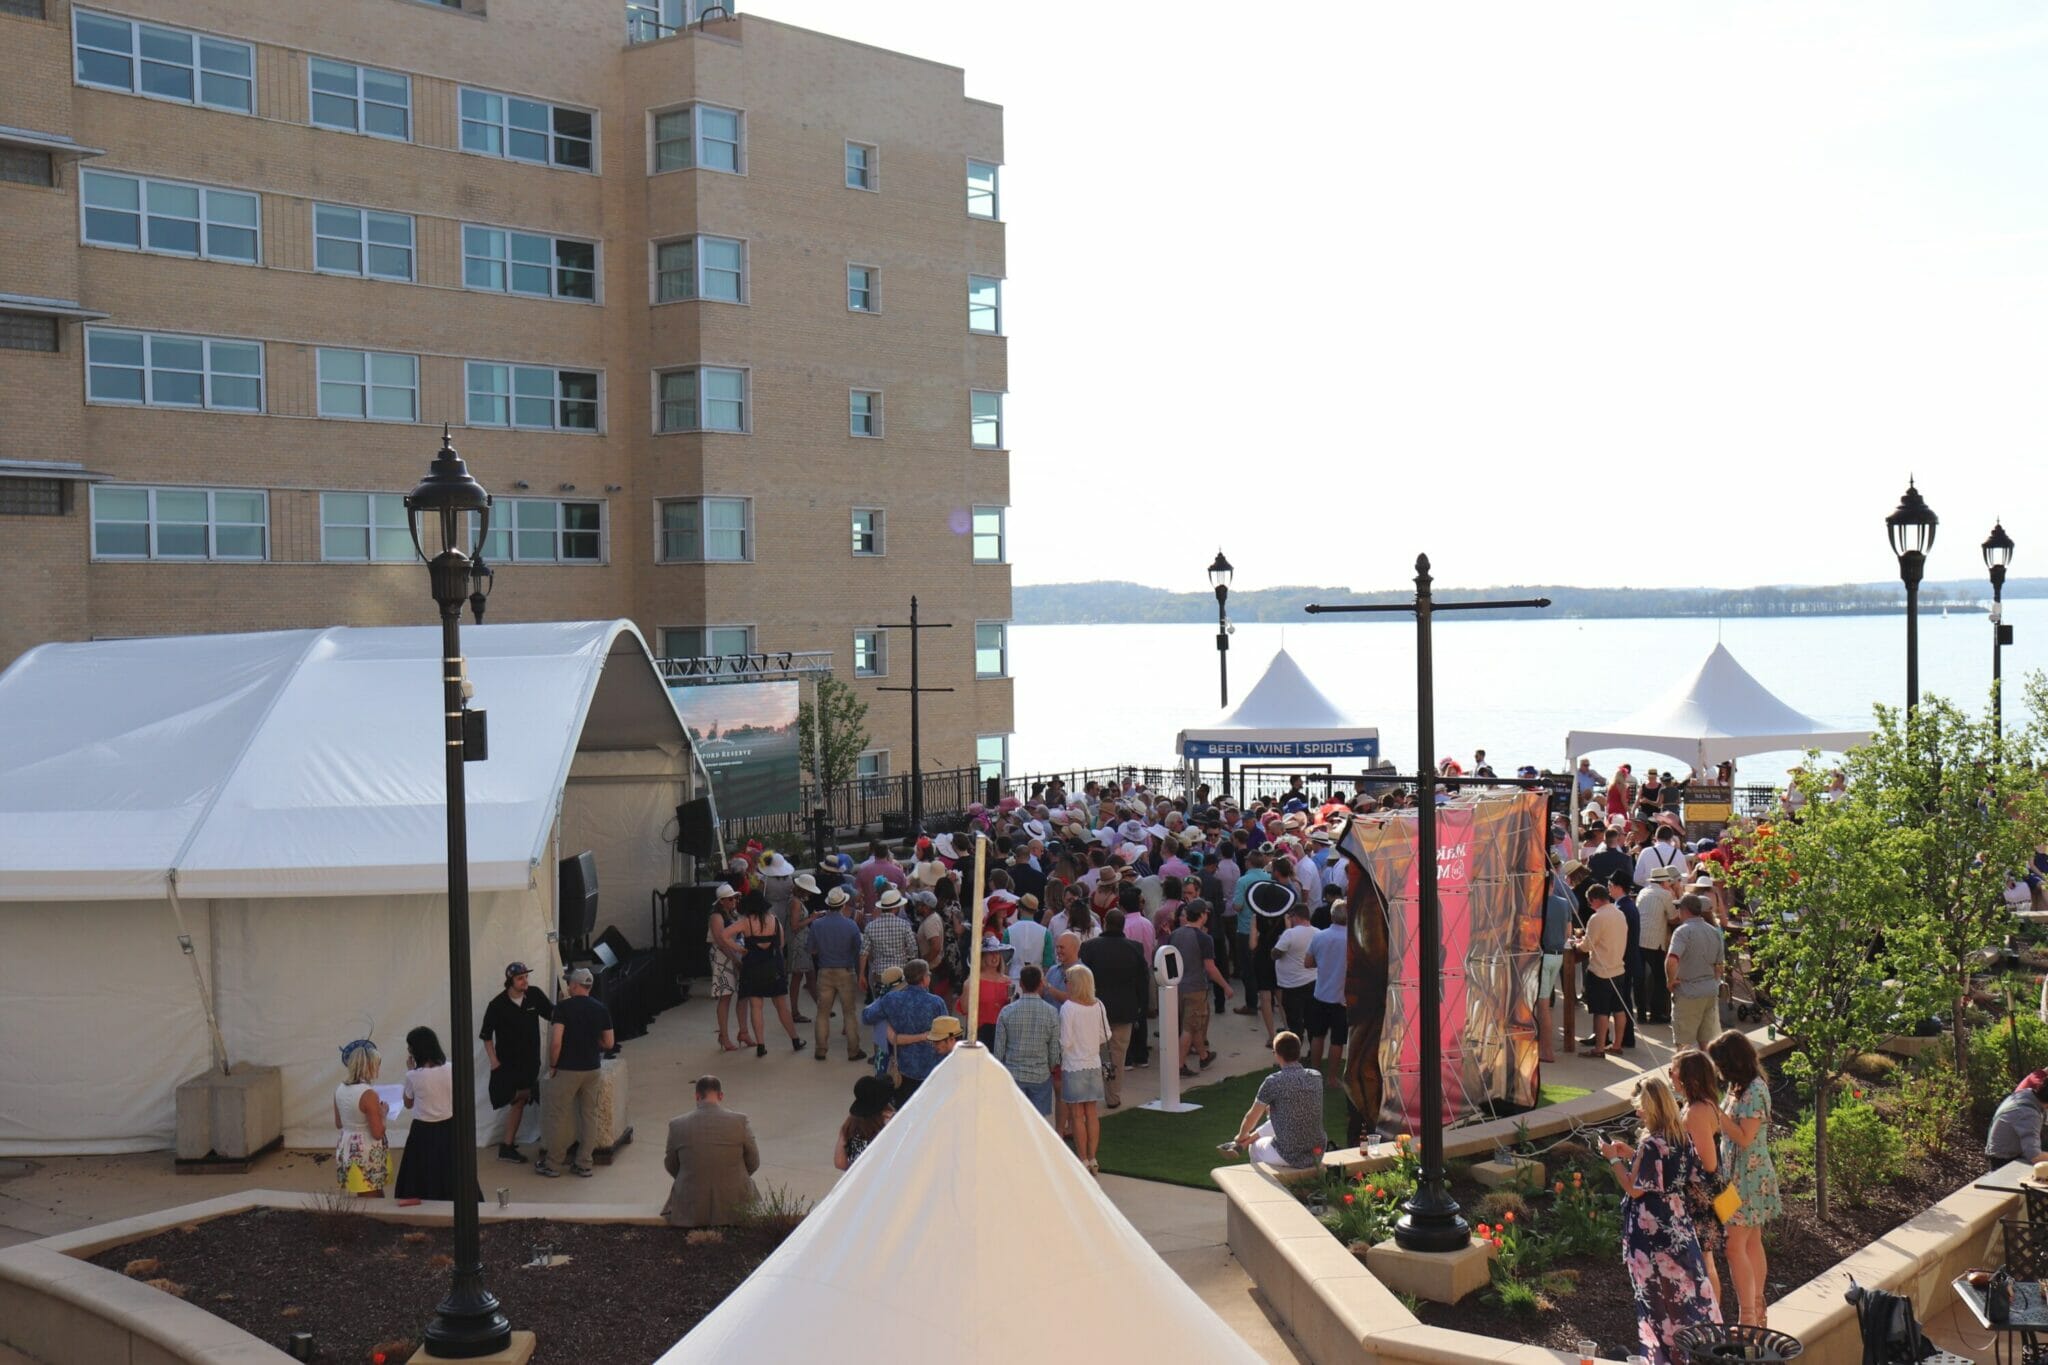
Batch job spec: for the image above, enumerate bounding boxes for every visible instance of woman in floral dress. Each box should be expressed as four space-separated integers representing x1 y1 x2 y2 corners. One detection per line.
1709 1029 1782 1326
332 1038 389 1197
1600 1076 1720 1364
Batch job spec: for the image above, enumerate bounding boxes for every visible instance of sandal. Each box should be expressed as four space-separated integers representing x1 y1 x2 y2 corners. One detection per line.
719 1039 739 1052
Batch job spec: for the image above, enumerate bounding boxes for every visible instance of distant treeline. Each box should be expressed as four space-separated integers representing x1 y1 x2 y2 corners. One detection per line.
1012 578 2013 626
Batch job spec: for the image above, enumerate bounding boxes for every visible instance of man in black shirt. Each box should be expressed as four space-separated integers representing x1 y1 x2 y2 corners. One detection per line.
1007 841 1047 904
1584 826 1633 905
537 966 614 1178
479 962 553 1164
1079 908 1149 1110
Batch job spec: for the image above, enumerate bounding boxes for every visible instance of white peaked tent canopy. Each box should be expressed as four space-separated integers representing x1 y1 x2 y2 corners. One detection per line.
1566 642 1872 774
659 1047 1265 1365
1177 648 1379 760
0 621 693 1153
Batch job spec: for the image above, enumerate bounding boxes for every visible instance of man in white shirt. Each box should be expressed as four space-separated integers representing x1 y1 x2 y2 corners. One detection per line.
1570 884 1629 1056
1632 824 1689 890
1634 865 1679 1024
1272 902 1319 1041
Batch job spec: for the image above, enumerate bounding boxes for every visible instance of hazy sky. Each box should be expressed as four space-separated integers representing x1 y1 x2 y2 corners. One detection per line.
758 1 2048 595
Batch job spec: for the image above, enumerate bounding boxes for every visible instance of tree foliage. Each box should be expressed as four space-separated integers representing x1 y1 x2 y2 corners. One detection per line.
797 676 872 789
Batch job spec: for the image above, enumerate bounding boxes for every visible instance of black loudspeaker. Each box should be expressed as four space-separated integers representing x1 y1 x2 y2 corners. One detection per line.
595 925 634 963
559 851 599 940
665 883 719 978
985 776 1001 806
677 797 720 858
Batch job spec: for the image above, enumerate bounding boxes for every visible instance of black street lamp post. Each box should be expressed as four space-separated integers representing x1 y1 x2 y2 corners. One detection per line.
1886 480 1938 714
1209 551 1233 795
1985 522 2015 742
405 430 512 1359
875 597 952 833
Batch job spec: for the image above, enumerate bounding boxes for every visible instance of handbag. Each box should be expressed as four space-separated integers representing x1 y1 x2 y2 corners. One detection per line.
1096 1004 1117 1080
1712 1182 1742 1223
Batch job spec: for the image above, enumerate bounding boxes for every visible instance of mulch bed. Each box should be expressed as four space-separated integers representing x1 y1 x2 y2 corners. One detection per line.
1414 1052 1997 1357
86 1207 792 1364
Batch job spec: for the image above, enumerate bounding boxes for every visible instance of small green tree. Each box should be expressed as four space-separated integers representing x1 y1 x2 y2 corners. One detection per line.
1854 689 2048 1075
1734 767 1930 1218
797 676 872 789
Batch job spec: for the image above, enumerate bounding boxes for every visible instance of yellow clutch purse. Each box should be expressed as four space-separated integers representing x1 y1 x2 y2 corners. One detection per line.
1713 1184 1742 1223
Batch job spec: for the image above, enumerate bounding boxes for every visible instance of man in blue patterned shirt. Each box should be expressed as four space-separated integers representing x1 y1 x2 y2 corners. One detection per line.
861 959 949 1105
993 963 1062 1117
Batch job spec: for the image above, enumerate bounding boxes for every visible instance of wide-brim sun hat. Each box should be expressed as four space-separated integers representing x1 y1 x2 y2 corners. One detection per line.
876 886 907 910
793 873 821 895
1247 878 1298 918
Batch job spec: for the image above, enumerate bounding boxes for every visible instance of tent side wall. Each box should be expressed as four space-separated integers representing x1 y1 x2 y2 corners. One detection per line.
559 748 687 949
0 900 217 1155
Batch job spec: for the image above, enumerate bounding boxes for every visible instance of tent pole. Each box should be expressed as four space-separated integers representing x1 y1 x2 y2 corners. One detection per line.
965 833 990 1039
167 872 231 1076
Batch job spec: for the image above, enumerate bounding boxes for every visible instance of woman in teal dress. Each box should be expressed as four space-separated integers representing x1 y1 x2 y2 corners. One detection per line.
1708 1030 1780 1327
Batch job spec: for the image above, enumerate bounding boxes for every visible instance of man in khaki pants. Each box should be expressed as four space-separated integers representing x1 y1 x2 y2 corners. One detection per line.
806 886 866 1061
536 966 613 1178
1664 894 1724 1052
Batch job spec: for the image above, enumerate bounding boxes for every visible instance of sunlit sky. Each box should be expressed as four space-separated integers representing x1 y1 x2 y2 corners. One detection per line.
759 1 2048 595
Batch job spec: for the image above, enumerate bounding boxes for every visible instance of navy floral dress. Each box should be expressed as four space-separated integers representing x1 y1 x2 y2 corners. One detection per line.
1622 1133 1721 1363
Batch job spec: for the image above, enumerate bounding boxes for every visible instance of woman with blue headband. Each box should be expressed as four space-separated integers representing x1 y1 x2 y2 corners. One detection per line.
333 1037 389 1197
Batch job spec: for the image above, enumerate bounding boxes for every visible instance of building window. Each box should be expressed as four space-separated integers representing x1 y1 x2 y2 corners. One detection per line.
319 491 412 561
81 170 259 263
971 390 1004 449
967 159 1000 219
0 147 55 187
976 734 1009 782
462 226 596 300
656 367 746 433
651 104 741 173
969 275 1002 334
660 625 753 659
0 311 60 352
975 622 1008 678
849 389 880 438
847 264 877 313
308 58 410 140
844 140 875 190
313 203 415 280
1 0 47 18
855 750 888 793
459 87 594 171
316 349 418 422
853 629 886 678
653 235 745 303
0 478 65 515
90 485 267 560
659 497 750 562
464 362 599 431
478 498 605 563
972 506 1006 564
73 10 254 114
851 507 883 556
86 327 262 411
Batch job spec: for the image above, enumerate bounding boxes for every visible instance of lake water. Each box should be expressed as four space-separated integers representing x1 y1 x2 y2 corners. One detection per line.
1009 600 2048 787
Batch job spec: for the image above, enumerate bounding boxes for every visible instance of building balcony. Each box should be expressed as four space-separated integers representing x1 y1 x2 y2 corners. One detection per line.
626 0 736 45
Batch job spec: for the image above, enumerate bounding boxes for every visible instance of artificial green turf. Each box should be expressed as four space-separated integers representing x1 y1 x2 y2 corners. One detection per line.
1095 1070 1593 1191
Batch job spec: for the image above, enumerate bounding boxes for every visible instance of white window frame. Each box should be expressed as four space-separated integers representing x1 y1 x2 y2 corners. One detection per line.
971 506 1007 564
651 234 747 304
71 9 256 115
656 496 753 563
312 202 416 281
89 484 268 562
458 85 596 172
85 325 264 412
853 628 887 679
315 348 419 423
80 169 261 264
648 103 743 175
844 139 876 191
974 621 1009 679
659 624 756 660
462 224 598 302
851 506 884 557
855 749 889 795
477 497 608 564
976 734 1010 783
847 263 879 314
654 365 749 434
969 275 1003 335
967 158 1001 220
971 390 1005 450
307 57 411 141
464 361 602 433
849 388 881 439
318 490 413 562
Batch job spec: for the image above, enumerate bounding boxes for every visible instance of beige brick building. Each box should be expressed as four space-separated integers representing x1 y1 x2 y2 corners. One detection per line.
0 0 1014 785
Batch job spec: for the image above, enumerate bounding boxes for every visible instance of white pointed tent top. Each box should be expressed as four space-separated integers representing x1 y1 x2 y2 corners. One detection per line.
657 1046 1265 1365
1566 642 1872 773
1177 649 1378 757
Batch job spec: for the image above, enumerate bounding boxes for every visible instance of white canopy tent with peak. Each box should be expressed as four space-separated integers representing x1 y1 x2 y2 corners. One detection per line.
656 1045 1266 1365
1565 641 1872 776
1176 647 1379 762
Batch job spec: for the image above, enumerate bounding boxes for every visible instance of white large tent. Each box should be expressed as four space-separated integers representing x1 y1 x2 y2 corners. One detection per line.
1565 642 1872 774
658 1046 1265 1365
0 621 693 1154
1176 648 1378 762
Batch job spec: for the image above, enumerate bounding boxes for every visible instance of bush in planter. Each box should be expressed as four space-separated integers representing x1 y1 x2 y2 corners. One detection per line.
1967 1010 2048 1111
1790 1098 1903 1206
1890 1057 1970 1159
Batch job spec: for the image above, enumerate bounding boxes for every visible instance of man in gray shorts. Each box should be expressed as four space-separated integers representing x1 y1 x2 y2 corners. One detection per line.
1665 893 1724 1050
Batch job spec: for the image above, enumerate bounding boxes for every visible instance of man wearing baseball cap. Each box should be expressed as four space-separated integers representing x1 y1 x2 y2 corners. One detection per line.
536 966 613 1178
479 961 553 1164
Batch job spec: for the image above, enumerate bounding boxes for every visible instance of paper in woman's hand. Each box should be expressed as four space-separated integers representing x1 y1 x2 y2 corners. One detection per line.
373 1083 406 1119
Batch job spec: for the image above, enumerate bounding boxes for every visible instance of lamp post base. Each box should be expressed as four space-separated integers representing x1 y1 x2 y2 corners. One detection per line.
422 1284 513 1359
411 1330 532 1365
1392 1192 1470 1253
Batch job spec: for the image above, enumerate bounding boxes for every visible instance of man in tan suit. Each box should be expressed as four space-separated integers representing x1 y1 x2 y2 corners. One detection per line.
661 1075 761 1228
